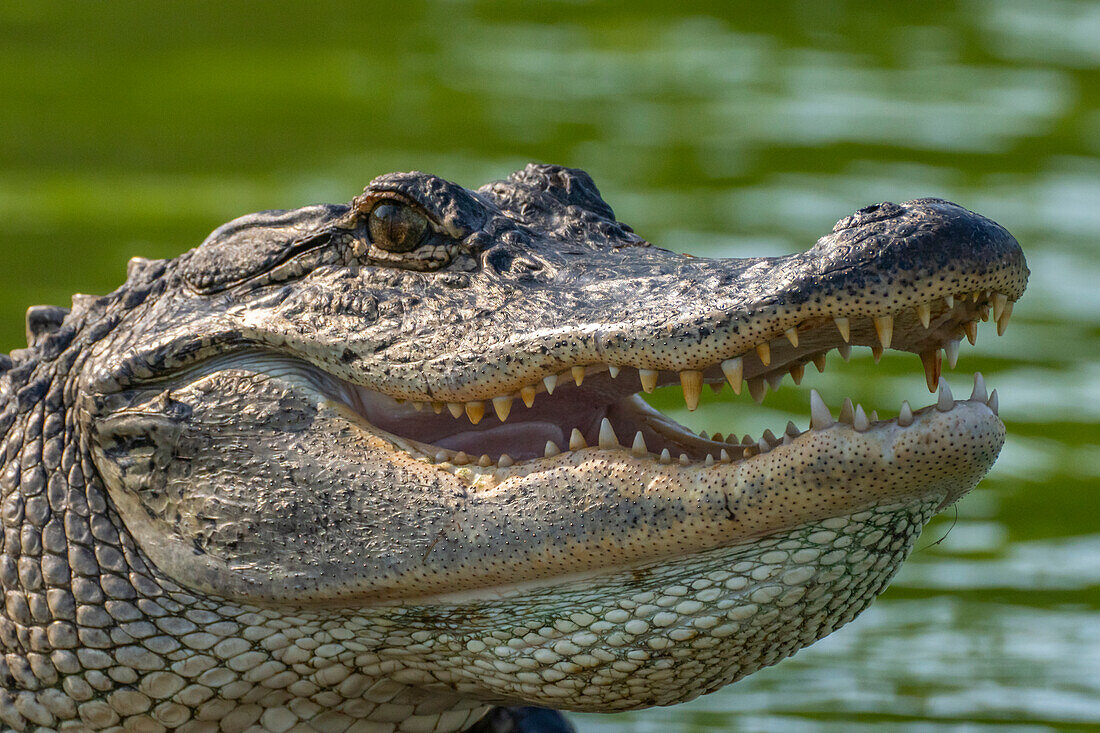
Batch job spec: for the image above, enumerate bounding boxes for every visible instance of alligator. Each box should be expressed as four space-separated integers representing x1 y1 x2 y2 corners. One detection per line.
0 164 1026 733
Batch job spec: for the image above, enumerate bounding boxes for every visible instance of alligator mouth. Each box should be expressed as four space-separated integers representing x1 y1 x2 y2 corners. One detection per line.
335 290 1013 470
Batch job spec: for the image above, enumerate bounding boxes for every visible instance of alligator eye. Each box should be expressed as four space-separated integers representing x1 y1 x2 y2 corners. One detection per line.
368 202 429 253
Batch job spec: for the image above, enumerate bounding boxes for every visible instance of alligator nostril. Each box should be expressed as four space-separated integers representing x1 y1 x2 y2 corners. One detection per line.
832 201 904 232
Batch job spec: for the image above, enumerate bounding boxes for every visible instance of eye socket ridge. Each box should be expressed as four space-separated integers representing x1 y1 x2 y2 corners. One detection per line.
368 200 432 253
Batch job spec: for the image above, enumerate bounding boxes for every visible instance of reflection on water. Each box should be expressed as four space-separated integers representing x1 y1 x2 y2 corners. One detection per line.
1 0 1097 729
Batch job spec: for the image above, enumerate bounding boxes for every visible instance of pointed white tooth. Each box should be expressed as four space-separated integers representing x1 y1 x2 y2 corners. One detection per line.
747 377 767 404
945 295 955 309
453 451 470 465
631 431 648 457
659 448 672 464
971 372 987 402
810 389 833 429
434 451 450 463
783 433 793 445
997 301 1013 336
838 398 855 424
720 358 743 395
598 418 619 449
569 428 587 451
992 293 1007 322
478 454 493 467
945 339 961 369
766 372 784 390
639 368 659 394
680 370 703 411
870 410 879 422
544 441 561 457
608 365 620 378
571 366 586 386
755 342 771 366
757 438 770 453
937 380 954 412
704 454 715 466
543 374 557 395
873 315 893 349
719 449 731 463
492 395 513 422
519 385 537 408
834 316 850 342
786 421 800 437
853 404 869 432
784 327 799 347
497 454 514 467
679 453 691 466
447 402 464 418
988 388 999 415
812 353 827 372
916 302 931 329
465 401 485 425
838 343 851 361
898 401 913 427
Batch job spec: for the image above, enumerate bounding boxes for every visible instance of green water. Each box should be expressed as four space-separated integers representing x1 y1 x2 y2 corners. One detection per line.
1 1 1097 729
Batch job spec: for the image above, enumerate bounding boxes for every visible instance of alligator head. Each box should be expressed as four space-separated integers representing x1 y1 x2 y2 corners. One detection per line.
1 164 1026 731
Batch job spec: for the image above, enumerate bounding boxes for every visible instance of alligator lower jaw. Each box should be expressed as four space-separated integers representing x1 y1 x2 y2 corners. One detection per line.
331 289 1011 476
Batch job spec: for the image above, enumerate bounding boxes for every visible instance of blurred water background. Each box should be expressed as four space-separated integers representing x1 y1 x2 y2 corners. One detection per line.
1 1 1097 730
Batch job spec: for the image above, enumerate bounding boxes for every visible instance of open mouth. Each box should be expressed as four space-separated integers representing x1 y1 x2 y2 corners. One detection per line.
336 290 1013 470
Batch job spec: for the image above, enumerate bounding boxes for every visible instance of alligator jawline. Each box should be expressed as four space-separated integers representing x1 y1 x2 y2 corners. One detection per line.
332 289 1011 469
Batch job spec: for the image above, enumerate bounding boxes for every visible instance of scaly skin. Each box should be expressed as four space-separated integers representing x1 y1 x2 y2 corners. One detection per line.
0 165 1026 732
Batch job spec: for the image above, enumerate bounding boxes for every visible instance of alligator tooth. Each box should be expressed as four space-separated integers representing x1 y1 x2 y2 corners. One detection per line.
789 363 805 385
873 315 893 349
978 304 990 322
810 389 833 429
631 431 648 457
786 420 800 437
838 398 855 424
492 395 513 422
698 430 709 440
971 290 981 302
871 345 883 363
543 374 558 395
432 401 444 414
853 404 869 432
834 316 850 342
608 365 620 378
598 418 619 448
916 302 931 329
639 368 659 394
710 382 724 394
720 448 732 462
937 380 954 412
478 454 493 467
785 327 799 347
679 453 691 466
497 454 514 467
720 357 743 395
659 448 672 464
447 402 464 419
945 339 961 369
747 377 767 404
571 366 586 386
996 301 1013 336
870 410 879 422
783 433 793 445
756 438 770 454
762 428 778 445
838 343 851 361
992 293 1007 322
465 401 485 425
743 445 758 458
963 320 978 345
711 432 724 442
920 349 942 392
411 401 425 412
453 451 470 465
569 428 587 451
741 435 755 446
766 372 784 391
704 454 715 466
971 372 987 402
520 385 537 408
755 343 771 366
680 370 703 411
988 388 999 415
812 353 827 372
544 441 561 457
898 401 913 426
945 295 955 309
434 450 450 463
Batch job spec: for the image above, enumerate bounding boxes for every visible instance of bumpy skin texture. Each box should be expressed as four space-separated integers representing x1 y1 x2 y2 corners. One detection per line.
0 165 1026 732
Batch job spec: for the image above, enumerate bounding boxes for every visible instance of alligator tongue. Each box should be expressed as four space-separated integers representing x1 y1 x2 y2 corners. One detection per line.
435 422 565 460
